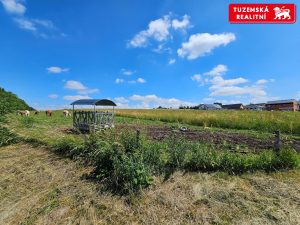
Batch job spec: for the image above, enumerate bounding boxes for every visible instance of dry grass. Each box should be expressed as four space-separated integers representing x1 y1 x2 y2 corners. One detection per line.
1 144 300 224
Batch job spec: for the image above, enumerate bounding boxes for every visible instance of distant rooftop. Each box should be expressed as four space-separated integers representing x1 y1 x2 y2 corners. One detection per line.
222 104 244 109
266 99 297 105
70 99 117 106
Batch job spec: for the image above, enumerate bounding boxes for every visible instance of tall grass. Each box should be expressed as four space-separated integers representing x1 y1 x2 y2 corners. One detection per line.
51 131 300 194
0 126 20 147
116 109 300 134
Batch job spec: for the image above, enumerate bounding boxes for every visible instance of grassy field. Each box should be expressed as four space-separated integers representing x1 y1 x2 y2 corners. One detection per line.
1 110 300 224
116 109 300 135
1 144 300 225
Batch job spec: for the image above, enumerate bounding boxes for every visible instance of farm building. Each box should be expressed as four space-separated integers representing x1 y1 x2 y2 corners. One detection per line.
198 104 222 110
222 104 245 110
245 104 266 111
265 99 299 112
71 99 117 132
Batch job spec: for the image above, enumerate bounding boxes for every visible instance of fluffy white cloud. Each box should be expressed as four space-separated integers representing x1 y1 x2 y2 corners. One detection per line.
115 78 124 84
65 80 86 90
32 19 55 29
129 78 146 84
193 65 277 103
128 14 192 48
1 1 58 38
172 15 191 30
48 94 58 99
121 69 135 76
137 78 146 83
210 76 248 88
47 66 69 74
114 97 129 103
204 64 228 77
13 17 56 37
78 88 99 94
256 79 268 85
178 33 236 60
64 80 99 95
210 86 266 97
14 18 36 31
168 58 176 65
63 95 91 101
191 74 202 83
129 94 195 108
128 15 171 47
0 0 26 15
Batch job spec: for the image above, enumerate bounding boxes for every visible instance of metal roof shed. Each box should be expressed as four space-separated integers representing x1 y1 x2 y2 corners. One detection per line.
70 99 117 132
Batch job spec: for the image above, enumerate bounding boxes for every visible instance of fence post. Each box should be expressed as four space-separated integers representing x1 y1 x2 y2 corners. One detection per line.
136 130 140 148
274 130 281 152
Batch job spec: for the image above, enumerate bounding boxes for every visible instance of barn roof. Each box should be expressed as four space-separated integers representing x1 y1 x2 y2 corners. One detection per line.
266 99 297 105
201 104 222 109
70 99 117 106
222 104 244 109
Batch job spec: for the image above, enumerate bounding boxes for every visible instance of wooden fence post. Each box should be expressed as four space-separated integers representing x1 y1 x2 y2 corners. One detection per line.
136 130 140 148
274 130 281 152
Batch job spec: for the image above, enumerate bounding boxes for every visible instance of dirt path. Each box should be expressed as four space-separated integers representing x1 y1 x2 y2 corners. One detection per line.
1 144 300 225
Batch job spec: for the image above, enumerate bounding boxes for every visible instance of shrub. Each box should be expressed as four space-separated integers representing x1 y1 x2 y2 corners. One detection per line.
19 116 35 128
52 138 84 159
0 126 20 147
110 152 153 193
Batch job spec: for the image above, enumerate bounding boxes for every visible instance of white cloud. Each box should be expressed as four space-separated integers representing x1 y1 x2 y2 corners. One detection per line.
256 79 268 85
129 78 146 84
65 80 86 90
14 17 36 31
64 80 99 95
47 66 69 74
63 95 91 101
128 15 171 48
178 33 236 60
152 43 172 54
204 64 228 77
48 94 58 99
210 76 248 88
121 69 135 76
78 88 99 94
137 78 146 83
172 15 191 30
1 1 59 38
168 58 176 65
129 94 195 108
191 74 202 83
15 17 56 37
114 97 129 103
32 19 55 29
210 86 266 97
115 78 124 84
193 64 277 103
0 0 26 15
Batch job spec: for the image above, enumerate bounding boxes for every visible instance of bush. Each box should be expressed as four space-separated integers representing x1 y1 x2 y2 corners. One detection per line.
19 116 35 128
49 130 300 194
52 138 84 159
0 126 20 147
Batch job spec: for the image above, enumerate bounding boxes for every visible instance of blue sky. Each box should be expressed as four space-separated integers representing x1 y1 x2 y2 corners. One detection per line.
0 0 299 109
